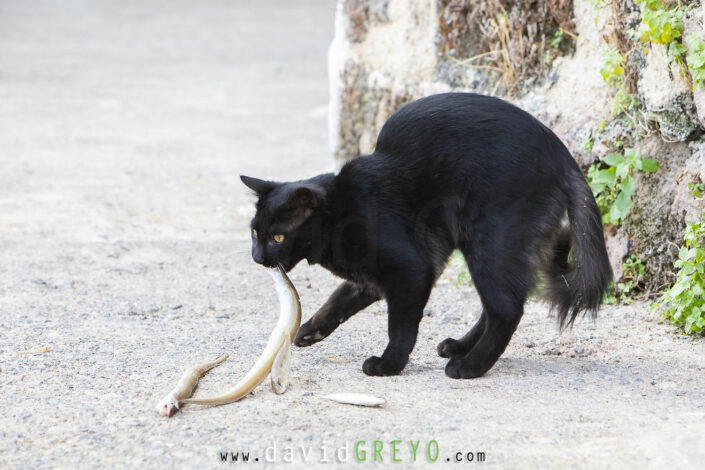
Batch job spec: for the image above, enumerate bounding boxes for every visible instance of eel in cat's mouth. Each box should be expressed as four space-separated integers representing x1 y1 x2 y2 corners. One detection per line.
156 265 301 416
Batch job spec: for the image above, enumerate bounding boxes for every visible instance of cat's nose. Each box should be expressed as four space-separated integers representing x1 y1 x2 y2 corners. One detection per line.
252 247 264 264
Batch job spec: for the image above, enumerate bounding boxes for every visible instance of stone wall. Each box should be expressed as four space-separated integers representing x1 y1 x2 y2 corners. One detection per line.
327 0 705 288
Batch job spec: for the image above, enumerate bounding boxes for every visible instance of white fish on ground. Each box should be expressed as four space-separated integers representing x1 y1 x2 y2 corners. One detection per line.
322 393 387 407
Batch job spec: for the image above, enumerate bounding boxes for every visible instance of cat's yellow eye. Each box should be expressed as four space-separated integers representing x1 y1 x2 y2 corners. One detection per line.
252 228 257 237
273 234 285 243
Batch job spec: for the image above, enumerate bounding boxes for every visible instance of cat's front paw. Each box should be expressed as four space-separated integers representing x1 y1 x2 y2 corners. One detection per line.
362 356 405 376
294 320 331 347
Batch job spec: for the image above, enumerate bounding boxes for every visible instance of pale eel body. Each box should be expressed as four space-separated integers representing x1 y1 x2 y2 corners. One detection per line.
181 265 301 406
270 334 291 394
156 353 228 417
322 393 386 407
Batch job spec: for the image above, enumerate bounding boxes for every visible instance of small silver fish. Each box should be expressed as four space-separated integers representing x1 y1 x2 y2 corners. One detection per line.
322 393 386 407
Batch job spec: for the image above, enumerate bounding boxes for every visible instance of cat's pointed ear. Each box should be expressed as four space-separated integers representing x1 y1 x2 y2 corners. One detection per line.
284 185 326 225
240 175 276 195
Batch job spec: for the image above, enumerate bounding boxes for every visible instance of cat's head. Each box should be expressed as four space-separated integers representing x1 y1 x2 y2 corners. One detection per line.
240 174 328 271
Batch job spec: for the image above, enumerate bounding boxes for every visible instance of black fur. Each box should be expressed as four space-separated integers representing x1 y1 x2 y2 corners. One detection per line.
241 92 612 379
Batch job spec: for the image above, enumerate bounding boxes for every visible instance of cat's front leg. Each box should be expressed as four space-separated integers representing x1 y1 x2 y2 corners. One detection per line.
295 281 380 347
362 276 432 376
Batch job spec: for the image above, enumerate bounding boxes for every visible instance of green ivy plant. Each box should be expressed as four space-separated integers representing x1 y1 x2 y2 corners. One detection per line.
603 254 648 305
617 255 647 304
686 34 705 89
550 29 564 48
600 48 625 85
637 0 688 62
613 87 640 117
600 48 640 118
689 181 705 198
654 186 705 334
587 148 660 225
582 134 594 153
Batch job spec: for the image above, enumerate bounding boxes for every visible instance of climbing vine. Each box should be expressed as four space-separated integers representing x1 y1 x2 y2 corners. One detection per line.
653 184 705 334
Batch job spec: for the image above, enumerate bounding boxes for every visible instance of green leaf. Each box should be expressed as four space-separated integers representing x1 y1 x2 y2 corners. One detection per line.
592 168 618 187
610 191 631 222
602 153 627 167
640 158 660 172
588 181 606 196
621 176 635 199
679 245 690 260
616 163 630 180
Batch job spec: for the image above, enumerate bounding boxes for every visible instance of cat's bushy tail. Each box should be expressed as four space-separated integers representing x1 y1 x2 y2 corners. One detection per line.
541 167 613 330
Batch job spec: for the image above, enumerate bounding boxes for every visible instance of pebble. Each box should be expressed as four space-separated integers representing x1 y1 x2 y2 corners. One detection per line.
538 347 562 356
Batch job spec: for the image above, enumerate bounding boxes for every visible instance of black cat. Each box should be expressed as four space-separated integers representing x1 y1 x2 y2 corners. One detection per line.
240 92 612 379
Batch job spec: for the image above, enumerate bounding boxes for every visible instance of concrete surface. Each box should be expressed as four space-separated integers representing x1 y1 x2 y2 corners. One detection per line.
1 1 704 469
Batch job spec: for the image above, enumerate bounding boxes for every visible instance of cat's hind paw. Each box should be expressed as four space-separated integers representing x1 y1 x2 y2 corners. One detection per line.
362 356 406 376
444 356 487 379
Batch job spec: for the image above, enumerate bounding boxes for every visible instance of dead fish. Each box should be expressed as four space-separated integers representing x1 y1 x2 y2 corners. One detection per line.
180 265 301 407
322 393 386 407
155 353 228 417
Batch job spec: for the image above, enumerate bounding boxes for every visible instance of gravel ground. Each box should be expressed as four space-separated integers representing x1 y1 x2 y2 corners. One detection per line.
2 1 705 469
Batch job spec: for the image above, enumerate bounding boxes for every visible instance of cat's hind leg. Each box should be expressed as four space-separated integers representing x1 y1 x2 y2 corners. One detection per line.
437 244 488 358
445 222 533 379
294 281 380 347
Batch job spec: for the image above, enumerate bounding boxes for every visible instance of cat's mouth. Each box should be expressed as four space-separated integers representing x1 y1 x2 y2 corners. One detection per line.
275 260 300 273
262 259 292 272
278 262 294 273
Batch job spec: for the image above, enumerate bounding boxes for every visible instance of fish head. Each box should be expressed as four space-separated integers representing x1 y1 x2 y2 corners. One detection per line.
156 398 180 417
